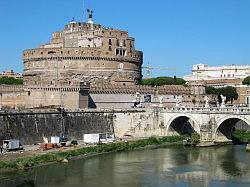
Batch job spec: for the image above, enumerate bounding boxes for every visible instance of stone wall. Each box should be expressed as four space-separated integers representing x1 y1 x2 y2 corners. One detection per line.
0 84 217 110
0 109 168 145
0 111 114 145
0 85 26 110
25 87 87 110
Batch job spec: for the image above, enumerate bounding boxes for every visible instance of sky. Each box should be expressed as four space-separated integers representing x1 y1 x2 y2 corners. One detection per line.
0 0 250 77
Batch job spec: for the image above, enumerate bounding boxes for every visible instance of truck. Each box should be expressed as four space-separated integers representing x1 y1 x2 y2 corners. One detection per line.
3 139 23 151
83 134 100 144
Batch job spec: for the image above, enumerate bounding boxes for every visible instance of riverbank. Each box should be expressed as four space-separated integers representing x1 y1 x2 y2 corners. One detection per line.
0 136 183 171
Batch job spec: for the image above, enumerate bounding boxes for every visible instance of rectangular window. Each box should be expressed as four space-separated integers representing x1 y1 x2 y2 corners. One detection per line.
109 39 112 45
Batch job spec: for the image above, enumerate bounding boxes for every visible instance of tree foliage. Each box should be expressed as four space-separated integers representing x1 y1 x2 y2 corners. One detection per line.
140 76 186 86
232 129 250 143
242 76 250 85
205 86 238 103
0 77 23 85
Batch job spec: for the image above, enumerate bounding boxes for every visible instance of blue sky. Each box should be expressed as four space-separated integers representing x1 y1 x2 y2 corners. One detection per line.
0 0 250 77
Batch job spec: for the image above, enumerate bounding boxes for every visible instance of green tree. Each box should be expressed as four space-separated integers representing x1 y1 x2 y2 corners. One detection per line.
205 86 217 94
0 77 23 85
217 86 238 103
242 76 250 85
205 86 238 103
140 76 186 86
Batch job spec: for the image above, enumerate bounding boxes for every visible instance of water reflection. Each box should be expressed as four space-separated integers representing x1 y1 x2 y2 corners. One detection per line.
1 145 250 187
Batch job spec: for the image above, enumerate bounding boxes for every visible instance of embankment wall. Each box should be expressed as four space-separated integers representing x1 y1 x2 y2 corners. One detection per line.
0 111 113 145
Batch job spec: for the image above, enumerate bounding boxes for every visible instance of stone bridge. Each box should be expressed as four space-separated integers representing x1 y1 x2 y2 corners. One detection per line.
162 107 250 144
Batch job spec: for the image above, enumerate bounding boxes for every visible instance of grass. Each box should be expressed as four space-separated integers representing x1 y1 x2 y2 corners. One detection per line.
0 136 183 170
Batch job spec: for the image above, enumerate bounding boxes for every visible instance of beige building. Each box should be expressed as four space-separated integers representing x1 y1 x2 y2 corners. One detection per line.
236 86 250 106
23 11 142 87
0 70 22 78
184 64 250 81
184 64 250 105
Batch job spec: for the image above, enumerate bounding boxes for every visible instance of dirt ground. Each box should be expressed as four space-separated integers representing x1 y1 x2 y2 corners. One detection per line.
0 140 88 161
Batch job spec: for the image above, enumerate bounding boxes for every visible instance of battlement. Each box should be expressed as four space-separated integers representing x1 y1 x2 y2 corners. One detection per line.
0 85 24 93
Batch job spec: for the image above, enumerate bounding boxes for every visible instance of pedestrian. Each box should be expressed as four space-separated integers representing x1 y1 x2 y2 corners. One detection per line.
0 145 3 154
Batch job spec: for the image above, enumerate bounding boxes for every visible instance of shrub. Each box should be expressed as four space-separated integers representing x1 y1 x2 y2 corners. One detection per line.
190 132 200 146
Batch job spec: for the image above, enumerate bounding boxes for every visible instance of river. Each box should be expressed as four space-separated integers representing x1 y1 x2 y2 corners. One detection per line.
1 145 250 187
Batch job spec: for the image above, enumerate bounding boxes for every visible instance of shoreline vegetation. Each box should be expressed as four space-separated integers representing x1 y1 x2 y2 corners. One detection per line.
232 129 250 144
0 136 184 171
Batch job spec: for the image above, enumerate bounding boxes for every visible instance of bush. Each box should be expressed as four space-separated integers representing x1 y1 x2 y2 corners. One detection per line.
190 132 200 146
232 129 250 143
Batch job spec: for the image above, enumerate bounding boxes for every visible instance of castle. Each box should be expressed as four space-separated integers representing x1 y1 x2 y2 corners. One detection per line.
0 10 209 110
23 11 142 86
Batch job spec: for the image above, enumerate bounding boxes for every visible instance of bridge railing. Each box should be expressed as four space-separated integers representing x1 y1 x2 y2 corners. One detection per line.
163 106 250 114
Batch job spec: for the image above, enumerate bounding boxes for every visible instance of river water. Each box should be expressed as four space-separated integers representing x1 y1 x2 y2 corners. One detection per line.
1 145 250 187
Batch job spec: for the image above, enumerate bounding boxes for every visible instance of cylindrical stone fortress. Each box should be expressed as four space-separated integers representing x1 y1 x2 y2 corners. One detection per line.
23 21 143 86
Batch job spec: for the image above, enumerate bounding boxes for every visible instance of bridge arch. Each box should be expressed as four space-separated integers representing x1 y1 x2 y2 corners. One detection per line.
215 115 250 141
166 114 200 136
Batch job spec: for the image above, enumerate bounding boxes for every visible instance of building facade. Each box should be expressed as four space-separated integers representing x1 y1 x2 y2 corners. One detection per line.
0 70 22 79
23 13 143 87
184 64 250 81
184 64 250 105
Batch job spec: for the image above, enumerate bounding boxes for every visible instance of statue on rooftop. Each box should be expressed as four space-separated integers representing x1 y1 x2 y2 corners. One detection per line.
220 94 226 108
204 96 209 108
87 9 93 19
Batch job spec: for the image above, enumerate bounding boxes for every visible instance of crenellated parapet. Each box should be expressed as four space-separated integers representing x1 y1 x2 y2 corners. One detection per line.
89 84 190 95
